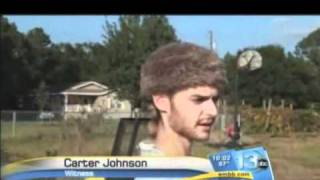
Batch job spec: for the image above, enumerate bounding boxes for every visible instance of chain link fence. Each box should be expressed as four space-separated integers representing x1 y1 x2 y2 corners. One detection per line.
1 110 134 165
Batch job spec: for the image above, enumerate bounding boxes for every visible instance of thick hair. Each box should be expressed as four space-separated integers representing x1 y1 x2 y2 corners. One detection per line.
140 42 226 137
140 42 226 99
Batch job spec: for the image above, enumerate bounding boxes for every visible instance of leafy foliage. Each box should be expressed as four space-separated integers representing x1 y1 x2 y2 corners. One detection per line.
1 16 319 111
98 16 177 108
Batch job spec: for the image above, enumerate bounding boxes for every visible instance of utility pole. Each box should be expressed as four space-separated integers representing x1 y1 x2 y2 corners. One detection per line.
209 30 217 53
209 30 213 51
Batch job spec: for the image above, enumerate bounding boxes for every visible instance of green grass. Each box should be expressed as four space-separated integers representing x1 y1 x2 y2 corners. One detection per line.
2 121 320 180
293 143 320 168
1 120 120 164
192 141 221 158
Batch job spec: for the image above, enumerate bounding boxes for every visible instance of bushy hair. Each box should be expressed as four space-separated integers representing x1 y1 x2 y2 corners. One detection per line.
140 42 226 99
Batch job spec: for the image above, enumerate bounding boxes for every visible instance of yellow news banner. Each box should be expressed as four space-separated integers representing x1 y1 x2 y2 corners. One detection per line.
85 171 253 180
183 171 253 180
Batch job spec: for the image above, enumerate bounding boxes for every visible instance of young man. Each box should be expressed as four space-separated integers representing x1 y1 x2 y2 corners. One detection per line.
138 42 226 156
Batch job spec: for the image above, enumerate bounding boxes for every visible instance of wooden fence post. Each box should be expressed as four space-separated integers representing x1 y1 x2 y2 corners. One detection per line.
281 99 285 109
12 111 16 138
267 98 272 116
242 99 245 106
263 99 266 110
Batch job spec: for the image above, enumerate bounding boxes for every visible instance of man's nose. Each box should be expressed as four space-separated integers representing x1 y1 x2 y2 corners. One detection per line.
203 99 218 117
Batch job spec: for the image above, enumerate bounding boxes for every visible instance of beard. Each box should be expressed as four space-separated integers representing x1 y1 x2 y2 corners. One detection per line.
168 104 211 141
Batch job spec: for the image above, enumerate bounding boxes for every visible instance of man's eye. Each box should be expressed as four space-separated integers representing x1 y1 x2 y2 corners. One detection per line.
193 98 205 104
212 97 219 103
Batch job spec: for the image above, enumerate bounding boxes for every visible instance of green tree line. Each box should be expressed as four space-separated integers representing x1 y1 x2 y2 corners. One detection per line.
1 16 319 110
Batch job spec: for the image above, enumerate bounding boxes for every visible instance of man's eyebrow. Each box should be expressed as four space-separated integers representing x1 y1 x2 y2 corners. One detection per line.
190 94 217 99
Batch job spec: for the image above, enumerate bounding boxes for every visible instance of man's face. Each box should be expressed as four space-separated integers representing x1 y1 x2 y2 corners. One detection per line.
168 86 219 141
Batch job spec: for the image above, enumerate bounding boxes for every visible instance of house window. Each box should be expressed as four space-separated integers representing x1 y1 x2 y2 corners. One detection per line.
110 100 122 109
117 102 122 109
84 97 93 105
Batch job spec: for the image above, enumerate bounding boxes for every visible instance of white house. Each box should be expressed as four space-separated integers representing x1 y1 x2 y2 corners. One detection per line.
49 81 132 119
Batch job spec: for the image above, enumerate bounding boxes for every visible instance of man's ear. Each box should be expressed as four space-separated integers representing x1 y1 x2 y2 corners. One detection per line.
152 94 171 113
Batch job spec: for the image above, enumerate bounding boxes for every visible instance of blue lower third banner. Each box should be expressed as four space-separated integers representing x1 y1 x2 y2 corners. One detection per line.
2 146 274 180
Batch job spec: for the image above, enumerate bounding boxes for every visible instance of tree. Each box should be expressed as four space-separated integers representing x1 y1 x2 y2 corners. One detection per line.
295 28 320 67
295 28 320 104
26 28 51 49
100 15 178 110
223 43 319 108
34 81 49 111
1 16 35 109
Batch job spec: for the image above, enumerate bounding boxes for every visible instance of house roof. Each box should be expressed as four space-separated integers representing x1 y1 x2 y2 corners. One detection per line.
61 81 111 96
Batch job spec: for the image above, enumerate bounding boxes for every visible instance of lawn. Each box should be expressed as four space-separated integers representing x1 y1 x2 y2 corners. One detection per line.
1 120 320 180
1 120 119 163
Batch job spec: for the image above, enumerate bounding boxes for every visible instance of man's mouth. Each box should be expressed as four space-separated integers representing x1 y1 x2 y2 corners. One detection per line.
198 123 212 127
197 118 215 127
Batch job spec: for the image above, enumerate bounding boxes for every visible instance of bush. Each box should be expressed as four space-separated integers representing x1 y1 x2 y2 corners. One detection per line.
291 110 320 132
308 103 320 112
240 107 293 136
241 107 320 134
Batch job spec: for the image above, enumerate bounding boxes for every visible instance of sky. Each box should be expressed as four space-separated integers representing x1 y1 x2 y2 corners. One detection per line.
5 15 320 56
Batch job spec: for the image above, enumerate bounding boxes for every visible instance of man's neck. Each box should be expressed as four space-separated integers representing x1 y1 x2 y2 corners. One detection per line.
155 121 192 156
